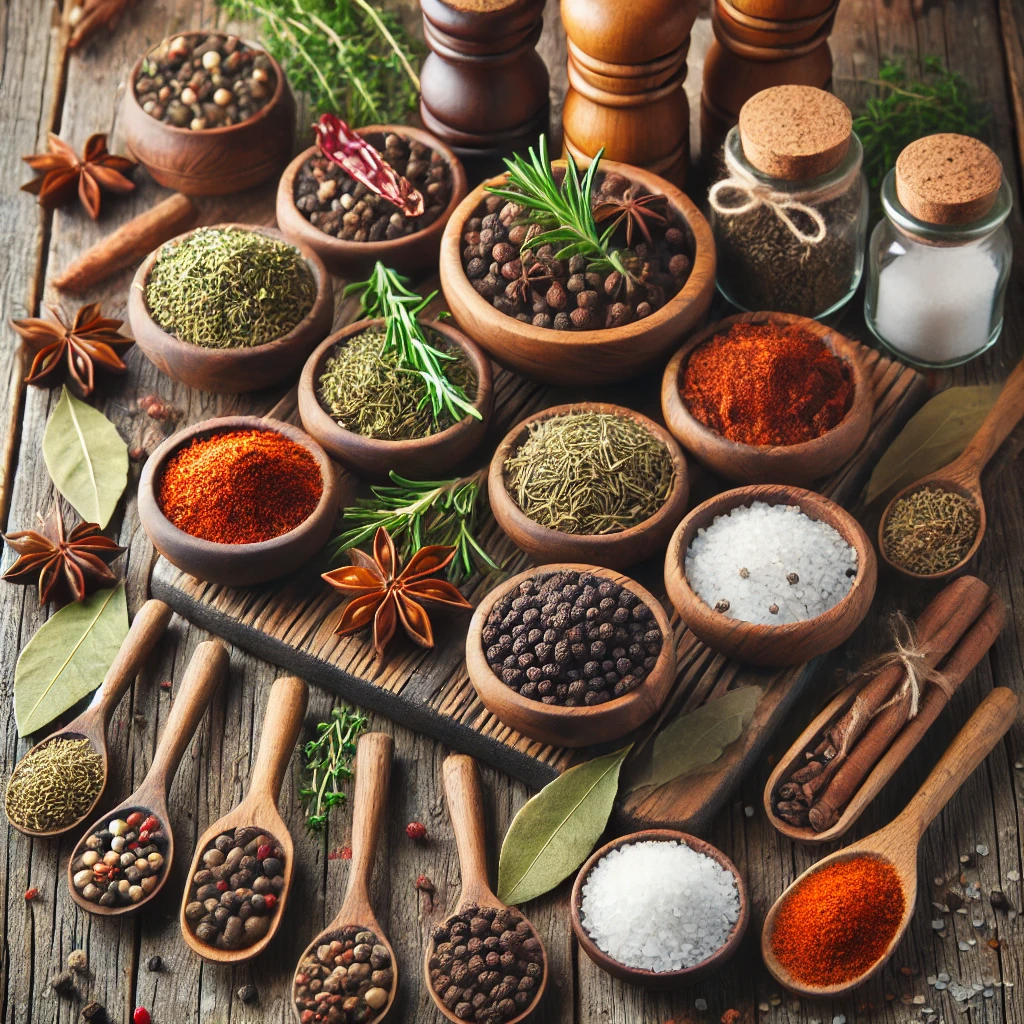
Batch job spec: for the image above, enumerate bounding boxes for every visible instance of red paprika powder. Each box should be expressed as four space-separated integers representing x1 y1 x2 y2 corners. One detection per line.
769 854 905 987
158 429 322 544
681 321 854 446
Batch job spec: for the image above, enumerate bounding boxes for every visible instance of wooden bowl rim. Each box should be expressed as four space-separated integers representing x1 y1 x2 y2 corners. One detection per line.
570 828 749 982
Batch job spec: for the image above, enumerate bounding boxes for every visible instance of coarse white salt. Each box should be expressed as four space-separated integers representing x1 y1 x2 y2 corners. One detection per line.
579 840 740 973
684 501 857 625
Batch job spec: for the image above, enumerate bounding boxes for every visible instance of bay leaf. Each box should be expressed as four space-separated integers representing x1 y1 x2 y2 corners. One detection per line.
496 745 630 906
14 585 128 736
622 686 761 795
864 385 1001 507
43 387 129 528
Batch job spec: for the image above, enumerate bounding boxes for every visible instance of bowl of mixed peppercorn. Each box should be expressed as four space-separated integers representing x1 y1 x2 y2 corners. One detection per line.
466 564 677 747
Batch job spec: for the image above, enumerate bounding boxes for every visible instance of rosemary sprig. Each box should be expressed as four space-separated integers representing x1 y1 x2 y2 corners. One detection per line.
298 705 368 832
325 470 501 584
344 262 480 426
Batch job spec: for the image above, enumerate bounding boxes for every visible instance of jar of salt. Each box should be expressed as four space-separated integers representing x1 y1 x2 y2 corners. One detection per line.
865 133 1013 368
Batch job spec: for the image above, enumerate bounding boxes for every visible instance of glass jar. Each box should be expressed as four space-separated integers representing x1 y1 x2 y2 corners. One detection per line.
864 169 1013 368
709 126 869 318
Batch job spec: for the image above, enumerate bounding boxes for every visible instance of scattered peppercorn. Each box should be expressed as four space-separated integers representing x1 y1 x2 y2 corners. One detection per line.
81 1001 107 1023
68 949 88 973
405 821 427 841
237 984 257 1004
146 955 163 972
24 887 40 901
293 927 392 1023
133 1007 152 1024
51 971 76 997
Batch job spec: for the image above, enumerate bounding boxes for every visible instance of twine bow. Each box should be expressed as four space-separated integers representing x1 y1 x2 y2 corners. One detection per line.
708 170 828 246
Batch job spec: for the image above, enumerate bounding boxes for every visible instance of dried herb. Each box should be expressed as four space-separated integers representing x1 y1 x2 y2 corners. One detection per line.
10 303 133 396
144 227 317 349
21 133 135 219
299 706 367 831
881 487 980 575
5 737 104 832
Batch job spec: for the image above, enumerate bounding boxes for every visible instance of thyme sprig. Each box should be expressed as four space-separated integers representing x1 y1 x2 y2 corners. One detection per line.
298 705 368 832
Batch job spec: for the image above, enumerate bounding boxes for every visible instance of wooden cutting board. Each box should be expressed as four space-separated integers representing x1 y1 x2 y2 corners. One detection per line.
151 341 927 833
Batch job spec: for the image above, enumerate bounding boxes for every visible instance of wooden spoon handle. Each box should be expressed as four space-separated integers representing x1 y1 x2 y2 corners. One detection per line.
343 732 394 909
897 687 1018 841
952 355 1024 479
248 676 309 805
443 754 492 904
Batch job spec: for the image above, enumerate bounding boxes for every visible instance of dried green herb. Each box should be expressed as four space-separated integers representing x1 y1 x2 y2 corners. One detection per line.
299 705 368 831
145 227 317 349
881 487 980 576
504 411 675 535
5 737 104 832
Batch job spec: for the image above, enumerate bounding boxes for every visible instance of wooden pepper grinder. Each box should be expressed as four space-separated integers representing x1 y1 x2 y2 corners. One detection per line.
419 0 549 159
560 0 699 186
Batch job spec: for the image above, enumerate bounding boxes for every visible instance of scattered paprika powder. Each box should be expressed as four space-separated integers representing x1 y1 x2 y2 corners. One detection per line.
157 429 322 544
769 854 904 987
681 321 854 446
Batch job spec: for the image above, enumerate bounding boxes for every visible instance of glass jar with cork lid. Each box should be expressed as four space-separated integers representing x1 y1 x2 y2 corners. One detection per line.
708 85 868 318
865 133 1013 368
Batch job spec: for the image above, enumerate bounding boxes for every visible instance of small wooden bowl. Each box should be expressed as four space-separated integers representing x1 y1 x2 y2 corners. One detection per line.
664 485 876 667
489 403 690 571
297 317 493 481
276 126 468 278
121 32 296 196
661 312 872 486
129 223 334 394
714 0 838 48
138 415 344 587
466 564 677 747
571 829 749 988
439 159 716 385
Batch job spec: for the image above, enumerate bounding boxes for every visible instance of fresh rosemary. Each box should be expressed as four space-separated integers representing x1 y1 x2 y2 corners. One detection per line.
298 705 368 832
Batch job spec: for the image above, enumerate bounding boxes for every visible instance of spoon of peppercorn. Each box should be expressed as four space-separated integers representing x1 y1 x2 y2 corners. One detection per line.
879 354 1024 580
762 687 1017 999
67 639 228 918
426 754 548 1024
180 674 308 964
291 731 397 1024
7 598 172 839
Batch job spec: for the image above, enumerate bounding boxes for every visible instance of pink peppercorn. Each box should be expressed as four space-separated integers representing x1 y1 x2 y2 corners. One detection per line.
133 1008 151 1024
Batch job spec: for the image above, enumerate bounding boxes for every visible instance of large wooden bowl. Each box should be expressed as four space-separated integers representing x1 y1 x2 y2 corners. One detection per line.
661 312 872 486
129 223 334 394
138 416 345 587
489 403 690 571
297 316 494 480
466 564 677 748
121 32 296 196
571 829 749 988
439 158 715 385
276 126 468 278
664 485 876 667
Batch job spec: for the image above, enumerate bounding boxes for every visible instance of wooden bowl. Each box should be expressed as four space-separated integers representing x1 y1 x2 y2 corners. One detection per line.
297 317 493 481
465 564 677 747
138 415 344 587
128 223 334 394
489 403 690 571
276 126 468 278
121 32 296 196
570 829 749 988
661 312 872 486
439 159 716 385
664 485 876 667
714 0 838 48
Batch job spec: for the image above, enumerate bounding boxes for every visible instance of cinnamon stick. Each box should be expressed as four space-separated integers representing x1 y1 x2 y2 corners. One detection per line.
53 193 198 293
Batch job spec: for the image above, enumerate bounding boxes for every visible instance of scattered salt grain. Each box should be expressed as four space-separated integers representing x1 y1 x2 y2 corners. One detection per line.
695 999 707 1011
1006 870 1020 882
976 844 989 856
958 940 970 951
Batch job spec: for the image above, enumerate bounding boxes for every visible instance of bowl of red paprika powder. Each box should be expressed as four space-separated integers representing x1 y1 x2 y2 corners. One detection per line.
139 416 344 586
661 311 873 486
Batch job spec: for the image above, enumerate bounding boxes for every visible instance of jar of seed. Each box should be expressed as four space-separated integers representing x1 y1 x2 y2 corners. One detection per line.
865 134 1013 368
708 86 868 318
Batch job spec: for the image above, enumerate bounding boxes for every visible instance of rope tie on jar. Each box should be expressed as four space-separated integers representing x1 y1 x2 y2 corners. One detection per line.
708 167 829 246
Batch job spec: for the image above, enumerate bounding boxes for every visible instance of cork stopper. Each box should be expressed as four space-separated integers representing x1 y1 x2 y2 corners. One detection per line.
895 134 1003 225
738 86 852 181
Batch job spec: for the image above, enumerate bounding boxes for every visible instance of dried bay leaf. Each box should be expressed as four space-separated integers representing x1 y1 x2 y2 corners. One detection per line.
864 385 1001 507
43 386 128 528
622 686 761 795
496 745 630 906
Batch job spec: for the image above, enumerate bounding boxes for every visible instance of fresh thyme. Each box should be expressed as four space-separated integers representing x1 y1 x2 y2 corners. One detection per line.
298 705 368 832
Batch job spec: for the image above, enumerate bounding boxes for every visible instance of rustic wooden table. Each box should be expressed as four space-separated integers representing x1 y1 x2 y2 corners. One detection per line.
3 1 1024 1022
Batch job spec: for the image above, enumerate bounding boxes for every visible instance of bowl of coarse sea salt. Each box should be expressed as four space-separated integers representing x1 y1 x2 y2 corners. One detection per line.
571 829 749 988
664 484 877 667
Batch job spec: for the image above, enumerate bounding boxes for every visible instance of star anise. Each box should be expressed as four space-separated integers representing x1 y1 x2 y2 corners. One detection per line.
3 506 124 605
592 186 669 249
22 132 136 219
10 303 134 396
322 527 472 656
505 255 554 306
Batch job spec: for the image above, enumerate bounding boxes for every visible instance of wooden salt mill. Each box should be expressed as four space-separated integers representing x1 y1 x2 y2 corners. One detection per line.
419 0 549 159
560 0 699 186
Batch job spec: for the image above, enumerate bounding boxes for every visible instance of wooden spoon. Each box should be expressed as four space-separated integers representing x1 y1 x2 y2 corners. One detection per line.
762 686 1019 997
879 356 1024 580
67 639 228 918
180 674 308 964
7 598 172 839
291 731 397 1024
426 755 548 1024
